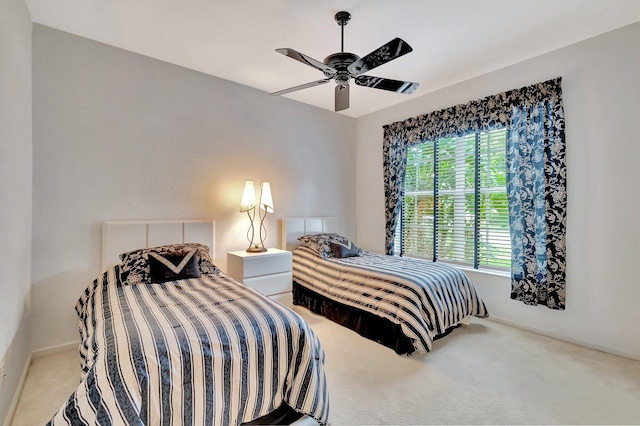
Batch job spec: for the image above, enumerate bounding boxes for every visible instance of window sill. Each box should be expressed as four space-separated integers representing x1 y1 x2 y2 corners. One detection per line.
452 264 510 279
401 255 510 278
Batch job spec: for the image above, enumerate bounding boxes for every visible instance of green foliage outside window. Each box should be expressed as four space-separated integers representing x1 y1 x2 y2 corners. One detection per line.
401 129 511 269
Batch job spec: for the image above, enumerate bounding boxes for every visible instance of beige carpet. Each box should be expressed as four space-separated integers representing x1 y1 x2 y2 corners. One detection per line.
11 308 640 425
294 309 640 425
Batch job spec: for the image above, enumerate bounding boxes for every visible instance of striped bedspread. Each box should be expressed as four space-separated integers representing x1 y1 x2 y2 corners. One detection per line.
48 267 329 425
293 246 488 354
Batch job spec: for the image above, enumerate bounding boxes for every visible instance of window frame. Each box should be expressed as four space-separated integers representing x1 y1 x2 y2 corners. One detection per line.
395 128 511 272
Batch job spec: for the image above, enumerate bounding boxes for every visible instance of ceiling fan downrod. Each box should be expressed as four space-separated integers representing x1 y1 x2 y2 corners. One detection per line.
328 11 355 90
335 11 351 53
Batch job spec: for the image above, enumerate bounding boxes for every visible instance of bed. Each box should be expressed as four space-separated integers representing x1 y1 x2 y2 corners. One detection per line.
47 220 329 425
282 217 489 356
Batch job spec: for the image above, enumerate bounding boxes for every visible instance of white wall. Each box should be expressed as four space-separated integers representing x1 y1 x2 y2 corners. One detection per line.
26 19 640 359
31 25 357 353
0 0 32 421
356 23 640 359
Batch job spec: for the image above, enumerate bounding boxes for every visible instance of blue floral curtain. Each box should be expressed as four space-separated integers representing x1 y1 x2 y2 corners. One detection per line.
507 96 566 310
383 78 566 309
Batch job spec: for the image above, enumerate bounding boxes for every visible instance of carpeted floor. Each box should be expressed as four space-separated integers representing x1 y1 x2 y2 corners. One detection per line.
11 308 640 425
293 309 640 425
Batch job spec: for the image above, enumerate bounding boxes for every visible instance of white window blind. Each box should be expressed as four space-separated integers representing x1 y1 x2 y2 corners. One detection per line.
477 130 510 268
401 141 435 259
397 128 510 270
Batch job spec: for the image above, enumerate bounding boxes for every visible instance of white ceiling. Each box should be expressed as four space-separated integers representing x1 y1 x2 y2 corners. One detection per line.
25 0 640 118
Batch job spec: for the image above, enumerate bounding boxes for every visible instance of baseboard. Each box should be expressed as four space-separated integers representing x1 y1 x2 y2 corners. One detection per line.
32 341 79 359
486 316 640 361
3 353 31 426
0 313 31 426
2 341 78 426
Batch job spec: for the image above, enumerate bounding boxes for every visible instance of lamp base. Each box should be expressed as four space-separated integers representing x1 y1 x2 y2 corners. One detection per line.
246 245 267 253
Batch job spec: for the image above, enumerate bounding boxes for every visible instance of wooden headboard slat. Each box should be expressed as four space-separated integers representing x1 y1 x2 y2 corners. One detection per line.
102 220 215 272
280 217 338 251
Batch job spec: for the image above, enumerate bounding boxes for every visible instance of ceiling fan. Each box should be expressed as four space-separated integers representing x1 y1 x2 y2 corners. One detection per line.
270 11 419 112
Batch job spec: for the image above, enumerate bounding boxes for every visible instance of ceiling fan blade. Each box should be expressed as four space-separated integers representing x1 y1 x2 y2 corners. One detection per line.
270 78 332 96
354 75 419 94
347 38 413 76
335 83 350 111
275 48 337 76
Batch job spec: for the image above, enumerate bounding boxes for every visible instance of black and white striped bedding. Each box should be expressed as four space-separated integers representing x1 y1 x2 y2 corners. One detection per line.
293 246 489 354
48 267 329 425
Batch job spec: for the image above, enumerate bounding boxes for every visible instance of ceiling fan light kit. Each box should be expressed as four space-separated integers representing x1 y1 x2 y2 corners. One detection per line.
270 11 419 112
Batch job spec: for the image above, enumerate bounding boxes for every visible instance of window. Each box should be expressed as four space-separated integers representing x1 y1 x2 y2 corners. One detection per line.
394 128 510 270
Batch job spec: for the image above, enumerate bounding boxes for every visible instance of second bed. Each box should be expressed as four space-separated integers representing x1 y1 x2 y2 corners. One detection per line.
284 218 489 355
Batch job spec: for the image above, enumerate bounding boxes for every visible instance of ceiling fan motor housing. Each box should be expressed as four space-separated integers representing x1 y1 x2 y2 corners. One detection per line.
323 52 360 85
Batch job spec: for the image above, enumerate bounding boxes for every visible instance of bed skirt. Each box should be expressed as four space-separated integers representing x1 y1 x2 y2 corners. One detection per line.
293 281 459 355
242 402 303 425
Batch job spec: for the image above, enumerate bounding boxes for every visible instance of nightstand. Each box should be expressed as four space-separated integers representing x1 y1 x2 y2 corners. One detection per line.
227 248 293 307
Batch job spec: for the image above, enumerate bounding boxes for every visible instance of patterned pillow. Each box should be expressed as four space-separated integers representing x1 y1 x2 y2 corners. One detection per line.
148 250 201 284
298 233 362 258
119 242 218 285
330 241 361 258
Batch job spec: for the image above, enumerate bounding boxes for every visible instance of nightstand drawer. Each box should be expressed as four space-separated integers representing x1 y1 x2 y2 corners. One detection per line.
244 272 292 296
241 253 292 278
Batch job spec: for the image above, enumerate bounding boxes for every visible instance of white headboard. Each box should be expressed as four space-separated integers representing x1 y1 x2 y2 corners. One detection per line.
102 219 215 272
280 217 338 251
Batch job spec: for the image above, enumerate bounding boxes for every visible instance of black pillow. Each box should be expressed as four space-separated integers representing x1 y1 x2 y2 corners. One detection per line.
119 242 218 285
330 241 361 258
148 249 201 284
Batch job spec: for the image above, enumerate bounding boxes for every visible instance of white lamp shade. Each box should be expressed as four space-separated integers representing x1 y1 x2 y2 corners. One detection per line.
260 182 274 213
239 180 256 212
